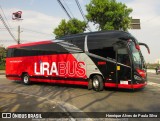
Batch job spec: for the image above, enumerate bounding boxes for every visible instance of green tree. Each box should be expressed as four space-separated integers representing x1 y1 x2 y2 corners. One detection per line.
86 0 133 31
54 18 86 38
0 46 6 62
0 46 6 70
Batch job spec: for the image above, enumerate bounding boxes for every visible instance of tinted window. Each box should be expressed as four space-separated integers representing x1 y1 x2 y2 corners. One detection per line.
7 43 69 57
64 36 85 51
117 48 130 66
88 35 117 59
7 48 14 57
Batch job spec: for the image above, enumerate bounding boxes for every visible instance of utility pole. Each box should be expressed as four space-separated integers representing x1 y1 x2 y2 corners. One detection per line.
17 25 20 44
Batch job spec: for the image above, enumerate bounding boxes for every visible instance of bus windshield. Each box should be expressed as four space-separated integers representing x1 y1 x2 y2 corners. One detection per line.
129 41 143 69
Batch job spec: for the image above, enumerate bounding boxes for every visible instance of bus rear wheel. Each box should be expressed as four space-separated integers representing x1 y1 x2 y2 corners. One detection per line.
92 75 104 91
22 73 30 85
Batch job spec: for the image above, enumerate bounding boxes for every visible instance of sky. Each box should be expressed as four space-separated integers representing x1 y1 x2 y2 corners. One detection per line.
0 0 160 63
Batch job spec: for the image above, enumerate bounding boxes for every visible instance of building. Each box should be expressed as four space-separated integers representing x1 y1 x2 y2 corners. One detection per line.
155 59 160 64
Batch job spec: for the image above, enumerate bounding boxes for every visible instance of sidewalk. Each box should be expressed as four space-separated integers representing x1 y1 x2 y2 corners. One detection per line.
147 69 155 73
0 70 5 75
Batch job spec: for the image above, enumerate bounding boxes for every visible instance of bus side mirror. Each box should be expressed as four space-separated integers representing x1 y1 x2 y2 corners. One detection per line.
139 43 150 54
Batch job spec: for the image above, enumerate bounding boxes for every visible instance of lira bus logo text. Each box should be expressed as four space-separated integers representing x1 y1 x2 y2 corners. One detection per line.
34 61 86 77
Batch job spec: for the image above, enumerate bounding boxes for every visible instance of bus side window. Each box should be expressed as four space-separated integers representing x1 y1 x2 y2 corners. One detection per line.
7 48 14 57
104 46 116 59
88 38 116 59
117 48 130 66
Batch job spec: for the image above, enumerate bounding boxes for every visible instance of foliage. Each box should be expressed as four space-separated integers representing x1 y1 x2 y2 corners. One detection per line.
54 18 86 38
86 0 133 31
0 62 5 70
0 46 6 70
146 63 160 69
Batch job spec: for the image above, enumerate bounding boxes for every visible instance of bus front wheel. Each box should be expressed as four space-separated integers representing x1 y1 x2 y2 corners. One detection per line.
92 75 104 91
22 73 30 85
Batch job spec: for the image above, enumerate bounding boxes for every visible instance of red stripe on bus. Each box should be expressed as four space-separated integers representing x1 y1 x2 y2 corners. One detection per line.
104 83 116 87
8 40 52 48
30 78 88 86
105 83 146 89
132 83 147 89
51 80 88 86
97 61 106 65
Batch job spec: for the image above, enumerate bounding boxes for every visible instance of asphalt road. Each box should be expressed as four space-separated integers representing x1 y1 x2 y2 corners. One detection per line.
0 73 160 121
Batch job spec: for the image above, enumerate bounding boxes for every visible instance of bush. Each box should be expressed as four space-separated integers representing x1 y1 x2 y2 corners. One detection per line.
0 62 5 70
147 63 160 69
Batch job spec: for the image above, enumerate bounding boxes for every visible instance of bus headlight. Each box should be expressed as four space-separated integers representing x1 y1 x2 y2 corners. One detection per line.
134 75 142 81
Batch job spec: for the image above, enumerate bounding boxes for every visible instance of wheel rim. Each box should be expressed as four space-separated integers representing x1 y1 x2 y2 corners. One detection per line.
24 76 28 84
93 78 99 89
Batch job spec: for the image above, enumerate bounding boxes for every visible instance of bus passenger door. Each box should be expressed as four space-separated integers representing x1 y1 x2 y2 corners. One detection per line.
116 48 132 88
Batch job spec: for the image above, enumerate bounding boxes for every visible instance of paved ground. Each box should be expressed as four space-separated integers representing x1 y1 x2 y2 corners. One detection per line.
0 73 160 121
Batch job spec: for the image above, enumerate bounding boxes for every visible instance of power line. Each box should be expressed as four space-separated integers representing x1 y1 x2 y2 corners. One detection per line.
74 0 92 31
143 16 160 24
57 0 72 19
0 27 14 30
0 39 33 43
0 13 18 43
0 5 12 29
0 28 16 31
22 28 53 36
1 27 53 36
75 0 86 22
62 0 74 18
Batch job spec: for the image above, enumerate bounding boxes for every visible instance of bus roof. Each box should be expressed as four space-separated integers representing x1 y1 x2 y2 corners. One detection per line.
58 30 131 40
8 30 132 49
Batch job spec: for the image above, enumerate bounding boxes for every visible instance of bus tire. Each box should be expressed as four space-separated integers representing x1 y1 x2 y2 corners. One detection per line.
92 75 104 91
88 78 93 90
22 73 30 85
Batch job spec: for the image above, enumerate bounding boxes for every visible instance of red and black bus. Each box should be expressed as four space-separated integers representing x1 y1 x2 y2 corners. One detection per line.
6 30 150 91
